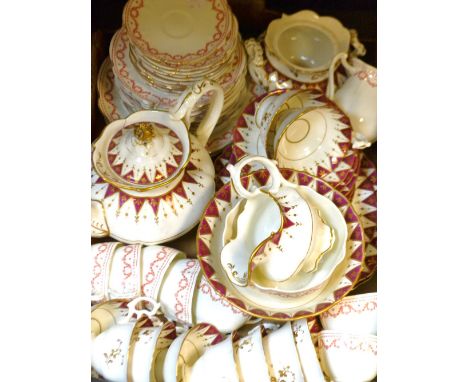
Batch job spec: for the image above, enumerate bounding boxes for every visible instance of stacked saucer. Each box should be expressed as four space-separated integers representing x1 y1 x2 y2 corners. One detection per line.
98 0 250 153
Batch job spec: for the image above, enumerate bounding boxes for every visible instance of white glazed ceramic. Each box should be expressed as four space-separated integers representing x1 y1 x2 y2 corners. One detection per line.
140 245 186 301
225 156 316 285
274 106 352 175
263 322 305 382
231 89 357 196
159 258 201 326
91 79 223 245
107 244 144 299
265 10 350 81
327 53 377 148
318 330 377 382
123 0 232 67
320 292 377 335
233 325 271 382
162 330 188 382
291 319 325 382
91 242 122 302
91 242 186 302
189 335 240 382
224 156 347 298
91 297 162 382
91 300 130 339
193 275 251 334
175 323 225 381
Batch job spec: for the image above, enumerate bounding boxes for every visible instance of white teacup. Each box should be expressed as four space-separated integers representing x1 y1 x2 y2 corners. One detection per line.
107 244 144 299
233 325 270 382
140 245 186 301
162 331 188 382
189 335 240 382
291 319 325 382
91 242 121 302
193 275 250 334
319 292 377 335
91 299 130 339
159 258 201 326
129 321 176 382
91 320 135 381
317 330 377 382
91 297 163 382
263 322 305 382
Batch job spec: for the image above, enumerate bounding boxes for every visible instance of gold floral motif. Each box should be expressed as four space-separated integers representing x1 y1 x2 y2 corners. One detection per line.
104 339 123 365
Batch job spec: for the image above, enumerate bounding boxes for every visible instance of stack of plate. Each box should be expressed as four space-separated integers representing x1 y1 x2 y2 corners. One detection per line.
97 0 250 154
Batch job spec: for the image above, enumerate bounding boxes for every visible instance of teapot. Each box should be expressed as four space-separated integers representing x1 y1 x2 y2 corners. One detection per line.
91 79 224 245
327 52 377 148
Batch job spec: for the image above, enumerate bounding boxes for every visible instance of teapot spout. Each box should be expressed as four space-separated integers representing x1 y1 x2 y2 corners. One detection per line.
91 200 109 237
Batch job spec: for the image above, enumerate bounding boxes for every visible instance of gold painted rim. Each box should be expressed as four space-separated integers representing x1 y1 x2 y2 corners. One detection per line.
196 169 366 321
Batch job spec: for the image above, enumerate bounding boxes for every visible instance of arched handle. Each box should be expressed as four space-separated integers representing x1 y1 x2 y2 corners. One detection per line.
170 79 224 147
227 156 283 199
124 296 160 322
326 52 353 100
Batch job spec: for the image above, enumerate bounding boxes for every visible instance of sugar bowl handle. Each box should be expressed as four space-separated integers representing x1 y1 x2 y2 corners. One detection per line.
170 79 224 148
227 156 283 199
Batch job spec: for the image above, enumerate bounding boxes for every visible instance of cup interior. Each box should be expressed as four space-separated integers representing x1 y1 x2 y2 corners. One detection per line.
277 25 336 70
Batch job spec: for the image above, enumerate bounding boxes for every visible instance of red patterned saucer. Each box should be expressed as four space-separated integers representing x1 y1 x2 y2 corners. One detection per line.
196 168 365 321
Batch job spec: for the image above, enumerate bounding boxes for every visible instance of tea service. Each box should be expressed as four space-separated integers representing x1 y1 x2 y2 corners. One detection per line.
92 3 377 380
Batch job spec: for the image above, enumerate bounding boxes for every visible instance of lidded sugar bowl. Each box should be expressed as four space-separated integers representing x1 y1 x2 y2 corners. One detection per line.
91 79 224 244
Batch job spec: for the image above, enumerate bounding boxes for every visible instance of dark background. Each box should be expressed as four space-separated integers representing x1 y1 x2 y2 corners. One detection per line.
91 1 376 380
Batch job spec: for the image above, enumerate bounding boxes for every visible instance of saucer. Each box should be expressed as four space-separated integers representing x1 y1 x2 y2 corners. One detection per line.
197 168 365 320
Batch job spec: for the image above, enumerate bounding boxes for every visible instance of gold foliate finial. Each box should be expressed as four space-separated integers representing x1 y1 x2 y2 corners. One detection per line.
134 122 156 144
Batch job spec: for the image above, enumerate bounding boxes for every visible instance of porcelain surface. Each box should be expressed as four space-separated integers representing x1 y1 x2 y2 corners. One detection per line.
196 167 365 320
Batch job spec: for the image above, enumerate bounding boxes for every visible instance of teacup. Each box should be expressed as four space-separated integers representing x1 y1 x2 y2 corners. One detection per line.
168 323 224 382
91 320 135 381
193 275 251 334
159 258 201 326
317 330 377 382
91 242 122 302
162 330 188 382
140 245 186 301
291 319 325 382
263 322 305 382
189 334 240 381
91 297 163 381
319 292 377 335
91 299 129 339
107 244 143 299
233 325 271 382
129 321 176 382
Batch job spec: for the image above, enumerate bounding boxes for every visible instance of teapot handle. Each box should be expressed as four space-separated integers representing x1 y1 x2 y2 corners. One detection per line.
227 156 283 199
170 79 224 148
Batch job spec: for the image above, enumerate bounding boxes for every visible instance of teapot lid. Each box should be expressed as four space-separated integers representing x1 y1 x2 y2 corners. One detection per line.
93 120 190 191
